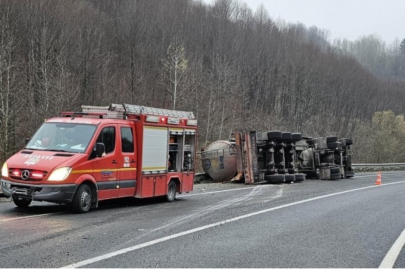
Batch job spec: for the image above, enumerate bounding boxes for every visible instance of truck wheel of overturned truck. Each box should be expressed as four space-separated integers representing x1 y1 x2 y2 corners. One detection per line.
73 184 92 213
292 133 302 142
285 174 295 183
342 138 353 145
12 197 32 208
267 131 282 141
326 136 338 143
294 174 305 182
327 142 339 149
265 174 285 184
166 181 177 202
282 132 292 141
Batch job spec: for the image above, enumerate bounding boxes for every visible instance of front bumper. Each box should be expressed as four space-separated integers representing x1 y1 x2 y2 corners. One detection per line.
0 179 77 203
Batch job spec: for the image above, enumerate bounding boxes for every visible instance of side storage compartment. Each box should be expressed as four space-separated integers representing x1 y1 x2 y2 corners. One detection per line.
154 175 167 196
182 173 193 193
140 176 154 198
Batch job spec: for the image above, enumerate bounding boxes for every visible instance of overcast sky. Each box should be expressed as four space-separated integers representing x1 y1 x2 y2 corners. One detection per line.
205 0 405 44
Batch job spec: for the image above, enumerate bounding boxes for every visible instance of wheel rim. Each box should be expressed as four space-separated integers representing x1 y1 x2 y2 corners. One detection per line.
81 189 91 211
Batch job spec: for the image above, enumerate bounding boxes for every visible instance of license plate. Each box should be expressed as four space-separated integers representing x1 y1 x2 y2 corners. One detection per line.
13 188 28 195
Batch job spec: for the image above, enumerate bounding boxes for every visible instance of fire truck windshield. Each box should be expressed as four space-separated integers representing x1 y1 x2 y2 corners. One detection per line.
25 123 97 153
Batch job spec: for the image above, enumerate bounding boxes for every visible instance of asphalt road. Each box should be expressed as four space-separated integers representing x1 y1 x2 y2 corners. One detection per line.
0 172 405 268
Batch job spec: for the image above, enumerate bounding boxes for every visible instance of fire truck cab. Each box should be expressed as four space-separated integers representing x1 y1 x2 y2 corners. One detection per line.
0 104 197 213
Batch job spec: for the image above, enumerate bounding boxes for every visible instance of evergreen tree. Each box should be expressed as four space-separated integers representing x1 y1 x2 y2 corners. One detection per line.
400 38 405 55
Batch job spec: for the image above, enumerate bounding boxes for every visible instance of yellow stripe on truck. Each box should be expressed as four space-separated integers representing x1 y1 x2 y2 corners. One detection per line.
145 126 167 130
142 167 166 170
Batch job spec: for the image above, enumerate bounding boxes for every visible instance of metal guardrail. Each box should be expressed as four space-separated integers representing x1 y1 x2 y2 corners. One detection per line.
352 163 405 168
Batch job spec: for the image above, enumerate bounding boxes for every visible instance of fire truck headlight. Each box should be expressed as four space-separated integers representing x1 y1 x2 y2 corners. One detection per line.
1 163 8 178
48 167 72 181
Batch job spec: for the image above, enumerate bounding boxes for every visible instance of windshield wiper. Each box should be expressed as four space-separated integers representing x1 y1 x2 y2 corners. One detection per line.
43 149 71 153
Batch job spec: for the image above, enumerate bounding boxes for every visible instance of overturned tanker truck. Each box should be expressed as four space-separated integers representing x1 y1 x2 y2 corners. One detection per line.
201 131 354 184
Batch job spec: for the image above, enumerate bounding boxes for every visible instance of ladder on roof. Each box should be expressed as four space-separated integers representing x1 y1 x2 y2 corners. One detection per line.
81 105 124 119
81 104 195 120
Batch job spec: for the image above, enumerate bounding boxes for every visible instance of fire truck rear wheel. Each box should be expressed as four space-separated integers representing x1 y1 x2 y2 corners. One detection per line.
12 197 32 208
73 184 92 213
166 181 177 202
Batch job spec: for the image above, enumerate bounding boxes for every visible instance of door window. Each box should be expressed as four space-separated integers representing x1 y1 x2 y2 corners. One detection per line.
97 127 116 154
121 127 134 153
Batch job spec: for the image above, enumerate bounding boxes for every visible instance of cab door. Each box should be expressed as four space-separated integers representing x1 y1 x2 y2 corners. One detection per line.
93 126 119 200
117 125 137 197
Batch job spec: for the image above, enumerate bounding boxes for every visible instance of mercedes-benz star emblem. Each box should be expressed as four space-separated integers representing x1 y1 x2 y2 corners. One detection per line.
21 170 30 180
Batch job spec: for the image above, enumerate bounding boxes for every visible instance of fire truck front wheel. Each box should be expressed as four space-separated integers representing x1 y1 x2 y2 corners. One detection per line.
165 181 177 202
72 184 92 213
12 197 32 208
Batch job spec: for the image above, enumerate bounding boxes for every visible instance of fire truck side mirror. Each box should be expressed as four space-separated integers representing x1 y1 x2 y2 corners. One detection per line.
94 142 105 158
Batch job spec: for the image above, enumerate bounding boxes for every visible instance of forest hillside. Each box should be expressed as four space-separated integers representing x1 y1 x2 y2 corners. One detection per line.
1 0 405 162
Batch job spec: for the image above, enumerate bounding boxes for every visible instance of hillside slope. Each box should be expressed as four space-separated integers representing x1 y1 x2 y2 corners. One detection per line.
0 0 404 162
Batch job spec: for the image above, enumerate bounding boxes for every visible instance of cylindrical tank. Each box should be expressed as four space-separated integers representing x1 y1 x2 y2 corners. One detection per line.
201 140 237 182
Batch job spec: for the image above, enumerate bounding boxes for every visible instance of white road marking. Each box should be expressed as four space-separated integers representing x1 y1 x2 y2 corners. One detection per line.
151 186 264 232
0 212 64 223
262 188 283 203
178 184 278 198
379 227 405 268
62 180 405 268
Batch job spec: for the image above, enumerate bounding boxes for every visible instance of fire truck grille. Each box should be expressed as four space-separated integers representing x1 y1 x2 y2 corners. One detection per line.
9 169 48 181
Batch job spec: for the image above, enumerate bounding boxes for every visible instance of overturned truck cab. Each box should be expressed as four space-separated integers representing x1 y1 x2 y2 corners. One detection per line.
295 137 354 180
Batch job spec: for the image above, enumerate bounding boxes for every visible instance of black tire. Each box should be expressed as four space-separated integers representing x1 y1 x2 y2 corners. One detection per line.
282 132 292 141
72 184 92 213
330 167 340 175
267 131 282 141
292 133 302 142
294 174 305 181
13 197 32 208
330 173 341 180
165 181 177 202
326 136 338 143
345 138 353 145
265 174 285 184
345 170 355 178
285 174 295 183
327 142 339 149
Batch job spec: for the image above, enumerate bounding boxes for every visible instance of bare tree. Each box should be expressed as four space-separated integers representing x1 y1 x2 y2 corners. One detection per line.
162 40 188 109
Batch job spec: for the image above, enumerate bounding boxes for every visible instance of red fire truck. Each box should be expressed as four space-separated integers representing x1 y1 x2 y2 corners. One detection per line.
0 104 197 213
